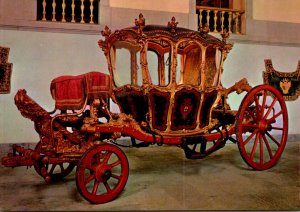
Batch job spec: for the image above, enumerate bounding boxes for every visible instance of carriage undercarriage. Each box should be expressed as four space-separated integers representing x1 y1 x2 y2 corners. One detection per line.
1 14 288 204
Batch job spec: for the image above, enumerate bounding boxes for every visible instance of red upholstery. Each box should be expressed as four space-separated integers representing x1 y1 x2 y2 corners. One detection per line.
50 71 111 110
50 74 86 110
85 71 111 99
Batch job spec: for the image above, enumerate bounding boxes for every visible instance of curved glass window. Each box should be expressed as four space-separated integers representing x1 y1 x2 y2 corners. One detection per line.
177 41 202 86
109 41 141 87
147 40 171 86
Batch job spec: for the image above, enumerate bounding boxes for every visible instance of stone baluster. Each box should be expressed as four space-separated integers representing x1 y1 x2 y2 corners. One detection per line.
80 0 85 23
90 0 94 24
42 0 47 21
235 12 241 34
71 0 75 23
213 10 217 32
221 11 225 32
206 10 211 31
62 0 66 22
228 11 232 33
52 0 56 21
199 9 203 29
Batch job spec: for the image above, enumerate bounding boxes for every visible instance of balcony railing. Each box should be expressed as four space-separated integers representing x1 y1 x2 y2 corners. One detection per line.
196 6 245 34
37 0 99 24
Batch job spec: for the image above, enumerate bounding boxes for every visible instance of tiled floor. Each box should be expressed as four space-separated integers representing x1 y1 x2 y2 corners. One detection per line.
0 141 299 211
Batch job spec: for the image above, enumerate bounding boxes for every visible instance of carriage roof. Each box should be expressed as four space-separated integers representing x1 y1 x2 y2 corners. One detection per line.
98 14 232 89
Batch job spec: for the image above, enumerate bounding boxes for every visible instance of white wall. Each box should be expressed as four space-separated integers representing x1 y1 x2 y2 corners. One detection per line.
0 29 108 143
222 42 300 135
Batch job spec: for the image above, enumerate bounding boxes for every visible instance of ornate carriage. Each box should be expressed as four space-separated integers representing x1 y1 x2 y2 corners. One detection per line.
2 14 288 204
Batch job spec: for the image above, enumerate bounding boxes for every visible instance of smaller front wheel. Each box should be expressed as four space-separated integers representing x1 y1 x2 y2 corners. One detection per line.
76 143 129 204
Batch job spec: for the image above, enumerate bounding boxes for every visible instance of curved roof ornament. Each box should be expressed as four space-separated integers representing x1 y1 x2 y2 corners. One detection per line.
199 23 210 38
221 29 230 43
168 17 179 33
135 13 145 33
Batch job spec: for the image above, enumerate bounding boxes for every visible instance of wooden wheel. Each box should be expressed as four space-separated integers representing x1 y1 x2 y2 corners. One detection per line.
76 143 129 204
34 141 75 181
236 85 288 170
183 136 226 159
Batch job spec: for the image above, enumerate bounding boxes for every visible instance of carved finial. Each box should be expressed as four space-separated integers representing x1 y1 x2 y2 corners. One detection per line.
101 26 111 38
135 13 145 33
168 16 178 33
221 29 230 42
200 23 210 37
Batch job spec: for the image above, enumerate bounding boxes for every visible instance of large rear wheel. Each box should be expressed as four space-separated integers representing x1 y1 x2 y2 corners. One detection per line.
236 85 288 170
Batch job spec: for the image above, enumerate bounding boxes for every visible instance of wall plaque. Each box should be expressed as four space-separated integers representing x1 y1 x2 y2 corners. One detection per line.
263 59 300 101
0 46 13 94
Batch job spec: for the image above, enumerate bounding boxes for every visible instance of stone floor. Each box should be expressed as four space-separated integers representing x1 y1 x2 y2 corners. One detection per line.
0 141 299 211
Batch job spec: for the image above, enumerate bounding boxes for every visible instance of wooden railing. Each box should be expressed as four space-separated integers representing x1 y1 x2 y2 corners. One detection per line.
196 6 245 34
37 0 99 24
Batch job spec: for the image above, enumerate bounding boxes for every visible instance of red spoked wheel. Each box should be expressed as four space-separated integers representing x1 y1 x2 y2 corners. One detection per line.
76 143 129 204
236 85 288 170
34 141 76 181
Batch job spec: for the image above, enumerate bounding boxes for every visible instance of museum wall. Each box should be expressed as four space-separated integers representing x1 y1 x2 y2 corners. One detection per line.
0 0 299 144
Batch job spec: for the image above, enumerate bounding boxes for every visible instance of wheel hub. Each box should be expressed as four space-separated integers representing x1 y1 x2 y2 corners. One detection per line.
258 120 272 133
95 165 112 182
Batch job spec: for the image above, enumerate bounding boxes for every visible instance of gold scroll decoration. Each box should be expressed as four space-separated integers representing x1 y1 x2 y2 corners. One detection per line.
263 59 300 101
0 46 13 94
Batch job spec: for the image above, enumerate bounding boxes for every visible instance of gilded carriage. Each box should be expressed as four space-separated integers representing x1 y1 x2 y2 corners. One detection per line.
2 14 288 204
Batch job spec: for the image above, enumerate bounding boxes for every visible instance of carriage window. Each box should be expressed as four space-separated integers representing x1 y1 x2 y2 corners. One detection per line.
205 46 218 87
178 41 202 86
110 41 141 87
147 41 171 86
147 51 159 85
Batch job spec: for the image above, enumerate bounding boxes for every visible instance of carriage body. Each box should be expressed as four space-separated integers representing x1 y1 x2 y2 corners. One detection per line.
99 22 233 137
1 14 289 205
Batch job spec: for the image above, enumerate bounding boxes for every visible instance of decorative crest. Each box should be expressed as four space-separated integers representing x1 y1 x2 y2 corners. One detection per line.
200 24 210 37
168 17 178 33
221 29 230 42
101 26 111 38
135 13 145 33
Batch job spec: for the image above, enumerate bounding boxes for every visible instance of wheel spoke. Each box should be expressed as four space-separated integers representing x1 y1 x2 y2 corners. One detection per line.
59 164 65 172
259 134 263 165
246 107 258 123
263 97 278 120
250 133 259 159
267 110 283 124
92 180 100 195
192 144 197 151
110 160 121 168
266 132 280 147
49 164 56 175
261 90 267 116
111 174 121 180
242 123 258 129
85 173 95 185
262 134 273 159
243 128 259 146
103 181 112 194
103 152 113 165
272 126 284 131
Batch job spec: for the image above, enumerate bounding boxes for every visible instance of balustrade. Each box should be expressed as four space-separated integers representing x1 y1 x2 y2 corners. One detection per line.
196 6 245 34
37 0 99 24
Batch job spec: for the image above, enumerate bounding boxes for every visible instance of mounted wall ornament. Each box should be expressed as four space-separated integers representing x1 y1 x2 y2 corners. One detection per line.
0 46 13 94
263 59 300 101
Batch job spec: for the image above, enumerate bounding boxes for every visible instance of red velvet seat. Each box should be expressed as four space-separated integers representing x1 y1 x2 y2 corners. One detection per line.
50 71 111 110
